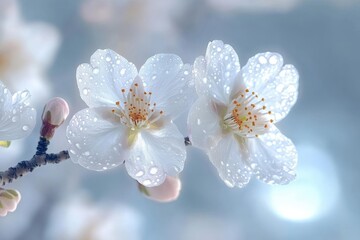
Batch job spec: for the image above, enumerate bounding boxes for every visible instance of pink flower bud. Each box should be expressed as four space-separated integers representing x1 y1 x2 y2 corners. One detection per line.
41 97 70 139
0 188 21 217
138 176 182 203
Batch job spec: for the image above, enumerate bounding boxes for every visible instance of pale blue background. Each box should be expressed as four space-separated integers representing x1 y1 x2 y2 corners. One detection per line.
1 0 359 239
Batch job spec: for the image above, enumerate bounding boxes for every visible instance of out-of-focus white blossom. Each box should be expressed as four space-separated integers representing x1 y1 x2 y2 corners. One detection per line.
0 188 21 217
67 49 194 187
138 176 182 202
0 0 60 105
188 40 298 188
80 0 187 59
45 193 142 240
0 80 36 144
205 0 301 12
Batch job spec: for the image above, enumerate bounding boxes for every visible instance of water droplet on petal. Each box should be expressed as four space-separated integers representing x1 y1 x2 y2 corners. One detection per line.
136 170 144 177
22 125 29 131
120 68 126 75
93 68 100 74
83 151 90 156
269 55 278 65
258 56 268 64
82 88 89 95
11 116 18 122
143 179 151 186
149 167 158 175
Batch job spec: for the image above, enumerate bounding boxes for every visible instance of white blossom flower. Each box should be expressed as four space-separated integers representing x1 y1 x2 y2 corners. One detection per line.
0 188 21 217
45 193 143 240
0 80 36 146
188 40 298 188
67 49 194 187
0 0 60 105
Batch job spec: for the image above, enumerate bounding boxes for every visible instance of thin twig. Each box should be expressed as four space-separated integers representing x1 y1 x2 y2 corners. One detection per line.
0 151 70 186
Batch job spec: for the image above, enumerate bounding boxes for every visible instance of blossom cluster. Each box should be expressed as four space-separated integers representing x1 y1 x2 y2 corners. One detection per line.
0 40 298 214
66 40 299 190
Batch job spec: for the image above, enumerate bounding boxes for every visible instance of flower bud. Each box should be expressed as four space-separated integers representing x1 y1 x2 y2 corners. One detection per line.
40 97 69 139
0 188 21 217
138 176 181 202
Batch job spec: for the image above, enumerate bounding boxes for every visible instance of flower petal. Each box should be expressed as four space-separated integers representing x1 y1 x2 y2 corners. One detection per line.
187 96 223 151
139 54 195 118
241 52 284 92
125 121 186 187
77 49 138 108
247 125 297 184
0 81 12 111
0 90 36 140
241 53 298 121
259 64 299 122
194 40 241 104
208 134 252 188
66 107 130 171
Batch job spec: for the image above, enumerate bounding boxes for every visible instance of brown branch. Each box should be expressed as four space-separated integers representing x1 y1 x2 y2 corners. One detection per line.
0 151 70 186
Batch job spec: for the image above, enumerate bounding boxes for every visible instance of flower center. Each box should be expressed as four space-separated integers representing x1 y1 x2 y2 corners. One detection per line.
111 82 163 130
224 88 273 138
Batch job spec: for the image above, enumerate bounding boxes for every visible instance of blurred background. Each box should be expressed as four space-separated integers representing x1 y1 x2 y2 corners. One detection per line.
0 0 359 239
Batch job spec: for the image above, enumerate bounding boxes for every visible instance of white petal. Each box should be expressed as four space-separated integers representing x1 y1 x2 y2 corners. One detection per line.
241 52 284 92
66 108 130 171
247 126 297 184
260 64 299 122
0 90 36 140
0 81 12 111
194 40 241 104
139 54 195 118
77 49 138 108
125 121 186 187
187 96 223 151
208 134 252 188
241 53 298 121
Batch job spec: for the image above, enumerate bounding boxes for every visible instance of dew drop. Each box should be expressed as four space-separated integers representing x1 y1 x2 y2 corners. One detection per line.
120 68 126 75
197 118 201 125
82 88 90 95
93 68 100 74
143 179 151 186
136 170 144 177
224 179 234 188
75 143 81 149
149 167 158 175
184 70 189 75
22 125 29 131
258 56 268 64
83 151 90 156
269 55 278 65
11 116 18 122
105 56 111 62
